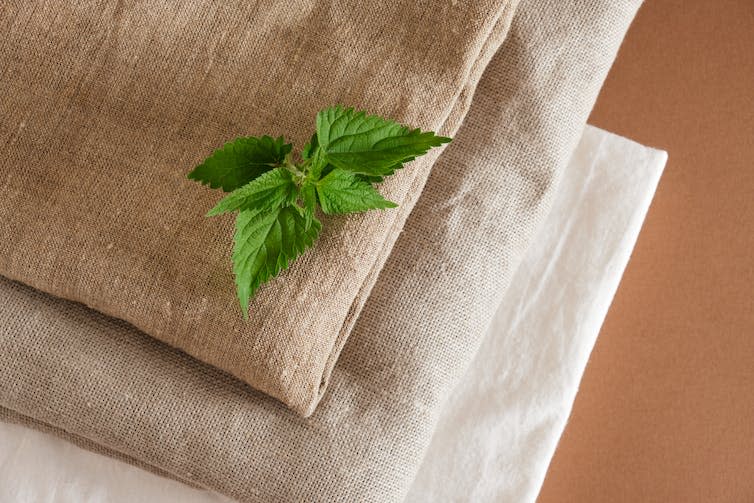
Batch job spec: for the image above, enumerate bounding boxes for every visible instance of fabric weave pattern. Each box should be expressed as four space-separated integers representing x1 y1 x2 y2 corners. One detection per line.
0 0 517 415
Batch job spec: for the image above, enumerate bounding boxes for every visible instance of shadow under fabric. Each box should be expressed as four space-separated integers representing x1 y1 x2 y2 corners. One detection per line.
0 0 642 501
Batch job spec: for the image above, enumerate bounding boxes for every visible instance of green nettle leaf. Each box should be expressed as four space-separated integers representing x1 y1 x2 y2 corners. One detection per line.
315 105 451 176
188 105 451 318
207 168 296 216
307 141 329 180
301 132 318 160
233 206 321 318
188 135 292 192
299 180 317 229
316 168 397 214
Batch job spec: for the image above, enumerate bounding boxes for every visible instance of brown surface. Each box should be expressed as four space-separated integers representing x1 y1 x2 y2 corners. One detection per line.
538 1 754 502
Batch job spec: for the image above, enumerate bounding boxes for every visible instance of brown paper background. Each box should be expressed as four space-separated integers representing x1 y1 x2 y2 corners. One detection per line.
539 0 754 501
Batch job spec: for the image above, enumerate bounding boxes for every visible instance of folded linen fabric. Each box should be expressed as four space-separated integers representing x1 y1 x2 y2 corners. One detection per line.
0 0 518 416
0 127 666 503
0 1 642 501
408 126 667 502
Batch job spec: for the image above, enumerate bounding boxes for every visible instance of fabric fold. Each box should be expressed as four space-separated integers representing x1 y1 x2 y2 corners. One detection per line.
0 0 642 501
0 0 518 415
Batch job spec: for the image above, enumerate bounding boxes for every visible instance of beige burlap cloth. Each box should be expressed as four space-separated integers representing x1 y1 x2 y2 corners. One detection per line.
0 0 642 500
0 0 518 415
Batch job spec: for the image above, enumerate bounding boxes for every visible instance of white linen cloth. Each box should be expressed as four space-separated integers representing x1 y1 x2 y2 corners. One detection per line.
0 126 666 502
408 125 666 502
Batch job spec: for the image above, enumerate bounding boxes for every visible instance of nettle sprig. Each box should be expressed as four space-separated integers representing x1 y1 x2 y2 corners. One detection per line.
188 105 450 318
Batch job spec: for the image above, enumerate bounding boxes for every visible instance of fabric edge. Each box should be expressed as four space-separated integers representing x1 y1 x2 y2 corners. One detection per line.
526 127 667 502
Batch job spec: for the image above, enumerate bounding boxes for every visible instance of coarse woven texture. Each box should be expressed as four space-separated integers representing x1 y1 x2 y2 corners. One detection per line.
0 0 518 416
0 1 642 501
0 127 666 503
408 126 667 502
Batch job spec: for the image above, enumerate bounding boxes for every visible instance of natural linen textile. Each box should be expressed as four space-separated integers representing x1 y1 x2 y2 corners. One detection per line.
0 1 642 501
0 127 667 503
0 0 518 416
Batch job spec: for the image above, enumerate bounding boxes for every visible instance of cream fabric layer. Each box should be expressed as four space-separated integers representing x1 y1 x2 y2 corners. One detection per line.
408 126 667 502
0 1 642 501
0 127 666 503
0 0 518 416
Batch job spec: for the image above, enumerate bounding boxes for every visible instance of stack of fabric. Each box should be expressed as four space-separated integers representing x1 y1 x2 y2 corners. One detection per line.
0 0 663 501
